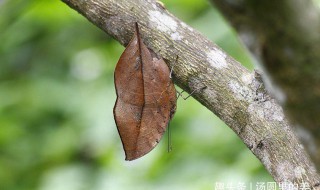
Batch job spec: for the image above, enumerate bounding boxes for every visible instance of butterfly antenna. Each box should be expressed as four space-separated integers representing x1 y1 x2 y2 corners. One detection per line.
167 123 172 152
169 55 178 79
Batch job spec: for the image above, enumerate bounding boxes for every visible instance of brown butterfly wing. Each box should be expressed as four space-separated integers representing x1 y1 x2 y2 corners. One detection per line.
113 24 176 161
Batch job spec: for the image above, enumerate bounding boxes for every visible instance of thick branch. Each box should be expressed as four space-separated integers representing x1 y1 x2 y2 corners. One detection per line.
62 0 320 187
210 0 320 166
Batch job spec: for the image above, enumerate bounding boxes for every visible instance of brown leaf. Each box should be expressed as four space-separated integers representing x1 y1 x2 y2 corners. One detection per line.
113 23 177 161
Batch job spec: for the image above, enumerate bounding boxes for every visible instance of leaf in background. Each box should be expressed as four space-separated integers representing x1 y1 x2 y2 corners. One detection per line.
113 23 177 161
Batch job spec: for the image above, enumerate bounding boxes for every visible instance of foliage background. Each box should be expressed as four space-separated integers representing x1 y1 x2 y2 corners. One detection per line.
0 0 276 189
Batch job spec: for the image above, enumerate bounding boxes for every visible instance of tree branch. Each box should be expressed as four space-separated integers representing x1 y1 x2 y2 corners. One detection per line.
209 0 320 167
62 0 320 187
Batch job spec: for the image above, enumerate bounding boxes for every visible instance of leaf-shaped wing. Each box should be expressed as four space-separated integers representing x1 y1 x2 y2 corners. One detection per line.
113 23 176 161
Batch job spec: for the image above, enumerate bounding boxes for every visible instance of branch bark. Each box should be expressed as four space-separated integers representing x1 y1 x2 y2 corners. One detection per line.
209 0 320 167
62 0 320 187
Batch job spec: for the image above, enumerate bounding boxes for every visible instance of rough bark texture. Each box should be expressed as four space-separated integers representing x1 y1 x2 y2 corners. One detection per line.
62 0 320 187
209 0 320 167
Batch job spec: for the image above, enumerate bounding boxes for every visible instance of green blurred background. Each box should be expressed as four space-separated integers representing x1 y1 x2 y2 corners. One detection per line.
0 0 275 189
